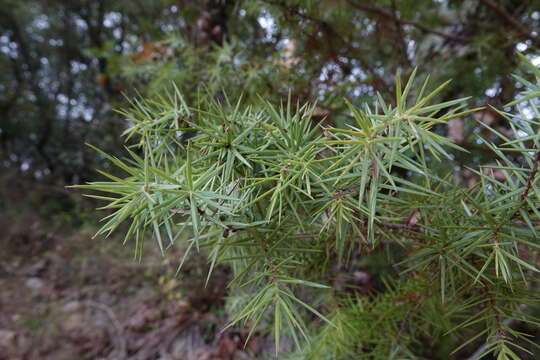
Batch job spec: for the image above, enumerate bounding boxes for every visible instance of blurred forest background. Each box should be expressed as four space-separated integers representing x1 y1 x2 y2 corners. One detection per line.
1 0 539 359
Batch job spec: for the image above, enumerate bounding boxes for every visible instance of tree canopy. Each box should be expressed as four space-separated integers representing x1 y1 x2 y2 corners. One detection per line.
2 0 540 182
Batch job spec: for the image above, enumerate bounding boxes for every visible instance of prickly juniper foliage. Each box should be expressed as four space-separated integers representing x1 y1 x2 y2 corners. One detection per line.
75 57 540 359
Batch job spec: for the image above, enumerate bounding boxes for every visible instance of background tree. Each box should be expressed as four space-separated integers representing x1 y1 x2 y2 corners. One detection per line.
2 0 540 185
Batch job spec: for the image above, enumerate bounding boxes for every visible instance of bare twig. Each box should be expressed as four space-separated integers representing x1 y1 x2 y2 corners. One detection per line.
479 0 540 48
491 149 540 243
345 0 467 43
262 0 390 91
379 220 421 232
331 186 360 200
520 151 540 201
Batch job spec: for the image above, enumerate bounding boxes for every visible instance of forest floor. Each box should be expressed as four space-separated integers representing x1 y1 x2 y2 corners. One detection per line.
0 216 272 360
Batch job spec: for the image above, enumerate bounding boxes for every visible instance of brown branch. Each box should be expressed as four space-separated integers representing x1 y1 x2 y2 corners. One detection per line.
479 0 540 48
331 186 360 200
346 0 467 43
391 0 412 67
491 149 540 244
263 0 390 92
520 151 540 201
378 221 421 232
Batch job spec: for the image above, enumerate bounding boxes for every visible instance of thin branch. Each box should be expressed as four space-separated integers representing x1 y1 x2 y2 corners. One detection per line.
479 0 540 48
391 0 412 67
520 150 540 201
378 220 421 232
263 0 390 92
331 186 360 200
465 303 527 360
491 149 539 244
345 0 467 43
